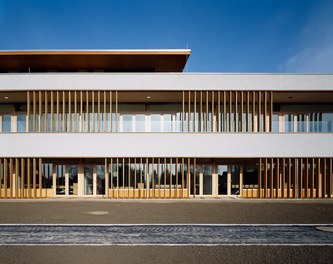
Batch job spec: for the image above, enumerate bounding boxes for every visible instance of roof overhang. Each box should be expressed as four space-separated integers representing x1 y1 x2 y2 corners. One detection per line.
0 49 191 73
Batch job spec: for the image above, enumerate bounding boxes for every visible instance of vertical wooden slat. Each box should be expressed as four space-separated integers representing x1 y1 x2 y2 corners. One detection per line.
56 91 59 132
27 159 31 198
258 159 262 198
33 91 36 132
322 159 326 198
252 91 255 132
258 92 261 133
293 158 297 198
194 91 197 132
305 159 308 198
206 91 209 132
45 91 48 132
27 91 30 132
264 92 267 132
200 91 203 132
264 158 267 198
329 158 333 198
110 91 113 132
188 91 191 132
299 158 303 198
122 158 125 199
169 158 172 198
311 158 314 198
80 91 83 132
270 91 273 132
115 91 118 132
85 91 89 132
74 91 77 132
282 159 286 198
157 158 160 199
212 91 215 132
128 158 131 199
62 91 65 132
234 91 237 132
110 159 113 198
104 91 107 133
15 158 19 198
246 91 249 132
240 91 244 132
175 158 178 198
0 159 2 198
4 159 8 198
182 91 185 132
33 158 36 198
39 158 42 198
193 159 196 198
181 158 184 198
217 91 221 132
68 91 71 132
287 159 291 198
98 91 101 132
21 159 25 198
92 91 95 132
229 91 232 132
270 158 274 198
9 159 13 198
275 158 279 198
105 158 109 198
146 158 150 199
317 158 321 198
164 158 167 198
50 91 54 132
116 158 119 199
38 91 42 132
223 91 226 132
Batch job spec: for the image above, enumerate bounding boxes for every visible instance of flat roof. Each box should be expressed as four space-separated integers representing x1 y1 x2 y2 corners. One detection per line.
0 49 191 73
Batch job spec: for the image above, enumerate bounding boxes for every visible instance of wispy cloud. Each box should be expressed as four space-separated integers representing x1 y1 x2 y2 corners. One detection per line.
281 1 333 73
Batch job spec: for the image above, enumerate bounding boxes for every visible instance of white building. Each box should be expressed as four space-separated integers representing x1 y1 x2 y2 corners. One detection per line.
0 50 332 199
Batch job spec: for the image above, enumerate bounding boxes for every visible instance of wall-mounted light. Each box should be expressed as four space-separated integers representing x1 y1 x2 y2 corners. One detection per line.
4 96 9 100
147 96 151 99
288 96 293 99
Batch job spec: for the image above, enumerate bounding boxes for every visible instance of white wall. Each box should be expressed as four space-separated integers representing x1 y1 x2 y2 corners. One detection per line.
1 73 333 91
0 133 332 158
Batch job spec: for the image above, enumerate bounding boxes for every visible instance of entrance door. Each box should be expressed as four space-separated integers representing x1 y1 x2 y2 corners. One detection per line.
218 165 228 195
83 164 106 196
84 165 93 195
55 165 78 196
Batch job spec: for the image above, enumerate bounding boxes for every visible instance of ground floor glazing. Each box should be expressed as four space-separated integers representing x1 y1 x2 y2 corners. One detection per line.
0 157 332 199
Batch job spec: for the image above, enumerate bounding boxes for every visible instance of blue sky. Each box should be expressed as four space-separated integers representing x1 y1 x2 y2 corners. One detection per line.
0 0 332 73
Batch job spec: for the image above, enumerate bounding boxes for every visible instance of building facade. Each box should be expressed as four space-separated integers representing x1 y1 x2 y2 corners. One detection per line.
0 50 332 199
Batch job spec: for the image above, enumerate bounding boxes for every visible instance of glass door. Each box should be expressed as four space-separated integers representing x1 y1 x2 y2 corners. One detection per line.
84 165 93 195
218 165 228 195
68 165 78 195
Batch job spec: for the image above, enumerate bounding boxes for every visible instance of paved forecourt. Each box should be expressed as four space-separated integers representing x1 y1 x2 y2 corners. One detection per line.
0 224 332 246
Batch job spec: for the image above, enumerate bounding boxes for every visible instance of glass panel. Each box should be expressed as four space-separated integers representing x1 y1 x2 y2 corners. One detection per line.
17 114 26 133
285 114 294 132
56 165 65 195
42 164 53 189
243 164 258 189
68 165 78 195
231 165 240 195
218 165 228 195
135 114 145 132
151 114 161 132
2 114 11 133
203 165 212 195
322 113 333 132
163 114 171 132
84 165 93 195
96 165 105 195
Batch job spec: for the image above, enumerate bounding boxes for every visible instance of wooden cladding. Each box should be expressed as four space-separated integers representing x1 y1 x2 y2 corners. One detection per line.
27 91 118 133
182 91 273 132
106 158 190 199
256 158 333 198
26 90 273 133
0 158 48 198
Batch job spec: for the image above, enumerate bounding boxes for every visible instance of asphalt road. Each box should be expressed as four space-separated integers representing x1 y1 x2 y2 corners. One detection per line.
0 199 332 263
